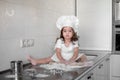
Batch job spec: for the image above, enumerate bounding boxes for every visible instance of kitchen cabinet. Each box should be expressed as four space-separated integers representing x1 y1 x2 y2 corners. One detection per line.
93 58 110 80
110 55 120 80
112 0 120 79
80 57 110 80
76 0 112 50
80 71 94 80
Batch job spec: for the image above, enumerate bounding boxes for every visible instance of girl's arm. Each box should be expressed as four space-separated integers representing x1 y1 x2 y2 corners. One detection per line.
69 47 87 62
69 47 79 62
56 48 66 63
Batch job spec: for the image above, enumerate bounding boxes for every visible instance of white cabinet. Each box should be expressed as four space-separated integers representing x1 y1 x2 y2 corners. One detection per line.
80 71 95 80
93 58 110 80
77 0 112 50
110 55 120 80
80 57 110 80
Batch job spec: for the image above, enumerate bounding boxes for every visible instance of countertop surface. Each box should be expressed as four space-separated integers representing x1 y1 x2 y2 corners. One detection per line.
0 50 111 80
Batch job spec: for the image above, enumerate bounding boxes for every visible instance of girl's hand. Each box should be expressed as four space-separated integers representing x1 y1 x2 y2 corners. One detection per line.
59 60 66 64
59 60 75 65
59 60 69 65
63 60 75 65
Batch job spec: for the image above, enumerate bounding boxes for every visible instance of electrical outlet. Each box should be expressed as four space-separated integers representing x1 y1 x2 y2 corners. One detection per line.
20 39 34 48
27 39 34 47
20 39 27 48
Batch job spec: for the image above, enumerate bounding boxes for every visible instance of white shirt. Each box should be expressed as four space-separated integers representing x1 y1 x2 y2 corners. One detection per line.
51 38 82 62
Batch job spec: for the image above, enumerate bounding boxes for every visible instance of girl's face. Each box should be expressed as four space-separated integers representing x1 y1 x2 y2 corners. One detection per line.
62 26 73 40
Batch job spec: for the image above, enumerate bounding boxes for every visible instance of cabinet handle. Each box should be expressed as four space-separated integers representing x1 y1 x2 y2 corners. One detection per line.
87 76 91 79
98 64 103 69
87 73 94 80
106 58 110 61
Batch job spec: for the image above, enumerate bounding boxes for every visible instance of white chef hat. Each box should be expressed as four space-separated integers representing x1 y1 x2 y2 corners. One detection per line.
56 15 79 33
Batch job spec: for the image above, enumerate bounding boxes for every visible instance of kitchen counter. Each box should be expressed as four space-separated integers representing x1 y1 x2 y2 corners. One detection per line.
0 50 111 80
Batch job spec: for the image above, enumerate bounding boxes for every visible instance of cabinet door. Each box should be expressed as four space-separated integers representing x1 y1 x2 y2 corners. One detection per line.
111 55 120 76
80 57 110 80
93 62 105 80
93 58 110 80
77 0 112 50
80 71 94 80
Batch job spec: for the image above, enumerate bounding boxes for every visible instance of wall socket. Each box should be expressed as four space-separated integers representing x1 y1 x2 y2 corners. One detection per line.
20 39 34 48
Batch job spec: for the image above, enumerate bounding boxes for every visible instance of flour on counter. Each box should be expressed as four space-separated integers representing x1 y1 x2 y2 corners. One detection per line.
40 61 93 71
35 73 49 78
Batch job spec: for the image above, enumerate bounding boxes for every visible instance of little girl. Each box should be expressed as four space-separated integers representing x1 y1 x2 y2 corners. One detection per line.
27 15 87 65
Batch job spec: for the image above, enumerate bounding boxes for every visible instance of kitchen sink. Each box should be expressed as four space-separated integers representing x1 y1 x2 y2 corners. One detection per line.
86 54 98 61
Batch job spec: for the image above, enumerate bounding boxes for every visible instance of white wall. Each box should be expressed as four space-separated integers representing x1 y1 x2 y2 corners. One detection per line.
77 0 112 51
0 0 75 71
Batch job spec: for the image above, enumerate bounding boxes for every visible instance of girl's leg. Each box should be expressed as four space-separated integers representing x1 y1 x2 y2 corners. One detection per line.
27 55 52 65
80 54 87 62
76 54 87 62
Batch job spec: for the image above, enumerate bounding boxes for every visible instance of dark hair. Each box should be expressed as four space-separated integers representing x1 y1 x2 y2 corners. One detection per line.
57 27 78 42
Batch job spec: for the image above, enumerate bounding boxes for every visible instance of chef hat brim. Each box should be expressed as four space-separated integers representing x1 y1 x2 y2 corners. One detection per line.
56 15 79 32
